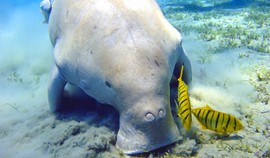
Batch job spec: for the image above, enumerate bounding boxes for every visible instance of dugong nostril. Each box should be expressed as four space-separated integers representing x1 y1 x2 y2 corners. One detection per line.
159 109 166 118
145 112 155 121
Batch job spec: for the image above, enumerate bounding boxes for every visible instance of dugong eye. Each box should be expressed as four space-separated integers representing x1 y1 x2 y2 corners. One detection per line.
105 80 112 88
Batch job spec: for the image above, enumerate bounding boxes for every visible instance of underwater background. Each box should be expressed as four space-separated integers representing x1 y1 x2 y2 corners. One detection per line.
0 0 270 157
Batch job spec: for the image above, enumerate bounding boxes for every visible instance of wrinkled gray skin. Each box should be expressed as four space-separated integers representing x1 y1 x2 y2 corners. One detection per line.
43 0 192 154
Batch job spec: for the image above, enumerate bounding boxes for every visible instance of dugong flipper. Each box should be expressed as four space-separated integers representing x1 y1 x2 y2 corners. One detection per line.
46 0 192 154
48 65 66 112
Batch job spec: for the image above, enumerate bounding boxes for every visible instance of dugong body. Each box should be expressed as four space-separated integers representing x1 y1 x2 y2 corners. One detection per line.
46 0 192 154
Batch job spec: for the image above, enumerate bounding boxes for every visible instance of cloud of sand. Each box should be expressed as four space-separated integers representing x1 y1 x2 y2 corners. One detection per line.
0 0 52 115
187 48 255 117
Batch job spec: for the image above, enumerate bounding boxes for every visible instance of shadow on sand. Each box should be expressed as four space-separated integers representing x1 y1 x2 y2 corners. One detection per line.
53 93 120 131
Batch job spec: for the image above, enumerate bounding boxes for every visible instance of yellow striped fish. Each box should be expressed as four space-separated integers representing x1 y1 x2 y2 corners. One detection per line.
176 65 192 130
191 105 244 134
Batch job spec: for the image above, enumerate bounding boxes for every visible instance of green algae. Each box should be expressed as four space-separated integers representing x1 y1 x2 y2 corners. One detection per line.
163 1 270 54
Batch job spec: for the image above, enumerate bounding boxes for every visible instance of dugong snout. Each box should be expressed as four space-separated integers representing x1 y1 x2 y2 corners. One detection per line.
116 97 180 154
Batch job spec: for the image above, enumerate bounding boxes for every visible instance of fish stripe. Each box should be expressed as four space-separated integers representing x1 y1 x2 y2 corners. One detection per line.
215 112 220 131
180 92 187 97
223 114 229 132
181 108 189 115
179 89 186 97
220 113 225 129
209 111 215 130
179 96 187 101
181 107 189 115
197 109 202 117
179 83 185 87
180 98 188 105
182 107 190 115
234 117 237 131
225 115 231 132
205 111 210 128
208 111 214 130
184 113 190 121
201 109 206 125
179 95 187 101
211 111 215 131
180 95 188 102
228 115 234 132
179 94 188 100
198 109 203 118
180 101 188 108
180 103 189 113
182 113 189 120
179 90 186 95
182 102 189 108
179 84 185 89
196 109 202 124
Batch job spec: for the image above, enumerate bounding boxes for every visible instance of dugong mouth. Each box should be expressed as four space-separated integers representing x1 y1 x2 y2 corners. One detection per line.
116 111 180 154
116 130 180 154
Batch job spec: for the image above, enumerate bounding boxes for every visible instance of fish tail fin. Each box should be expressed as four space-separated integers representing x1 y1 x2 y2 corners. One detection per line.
180 64 184 80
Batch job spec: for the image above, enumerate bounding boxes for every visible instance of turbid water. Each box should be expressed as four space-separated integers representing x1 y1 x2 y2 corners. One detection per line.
0 0 270 157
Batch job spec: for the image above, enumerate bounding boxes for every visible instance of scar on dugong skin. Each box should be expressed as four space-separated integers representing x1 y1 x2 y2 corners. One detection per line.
42 0 192 154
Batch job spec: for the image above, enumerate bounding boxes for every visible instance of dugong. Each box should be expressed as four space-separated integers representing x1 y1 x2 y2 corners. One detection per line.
45 0 192 154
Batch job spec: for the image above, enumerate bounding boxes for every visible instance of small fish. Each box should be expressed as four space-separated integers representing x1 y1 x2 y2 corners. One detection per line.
176 64 192 130
191 105 244 134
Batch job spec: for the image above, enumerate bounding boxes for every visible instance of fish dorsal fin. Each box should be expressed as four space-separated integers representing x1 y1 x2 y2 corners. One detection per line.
205 105 214 110
179 64 184 81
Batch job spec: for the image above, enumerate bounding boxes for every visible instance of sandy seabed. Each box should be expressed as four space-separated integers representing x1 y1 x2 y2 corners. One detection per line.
0 1 270 158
